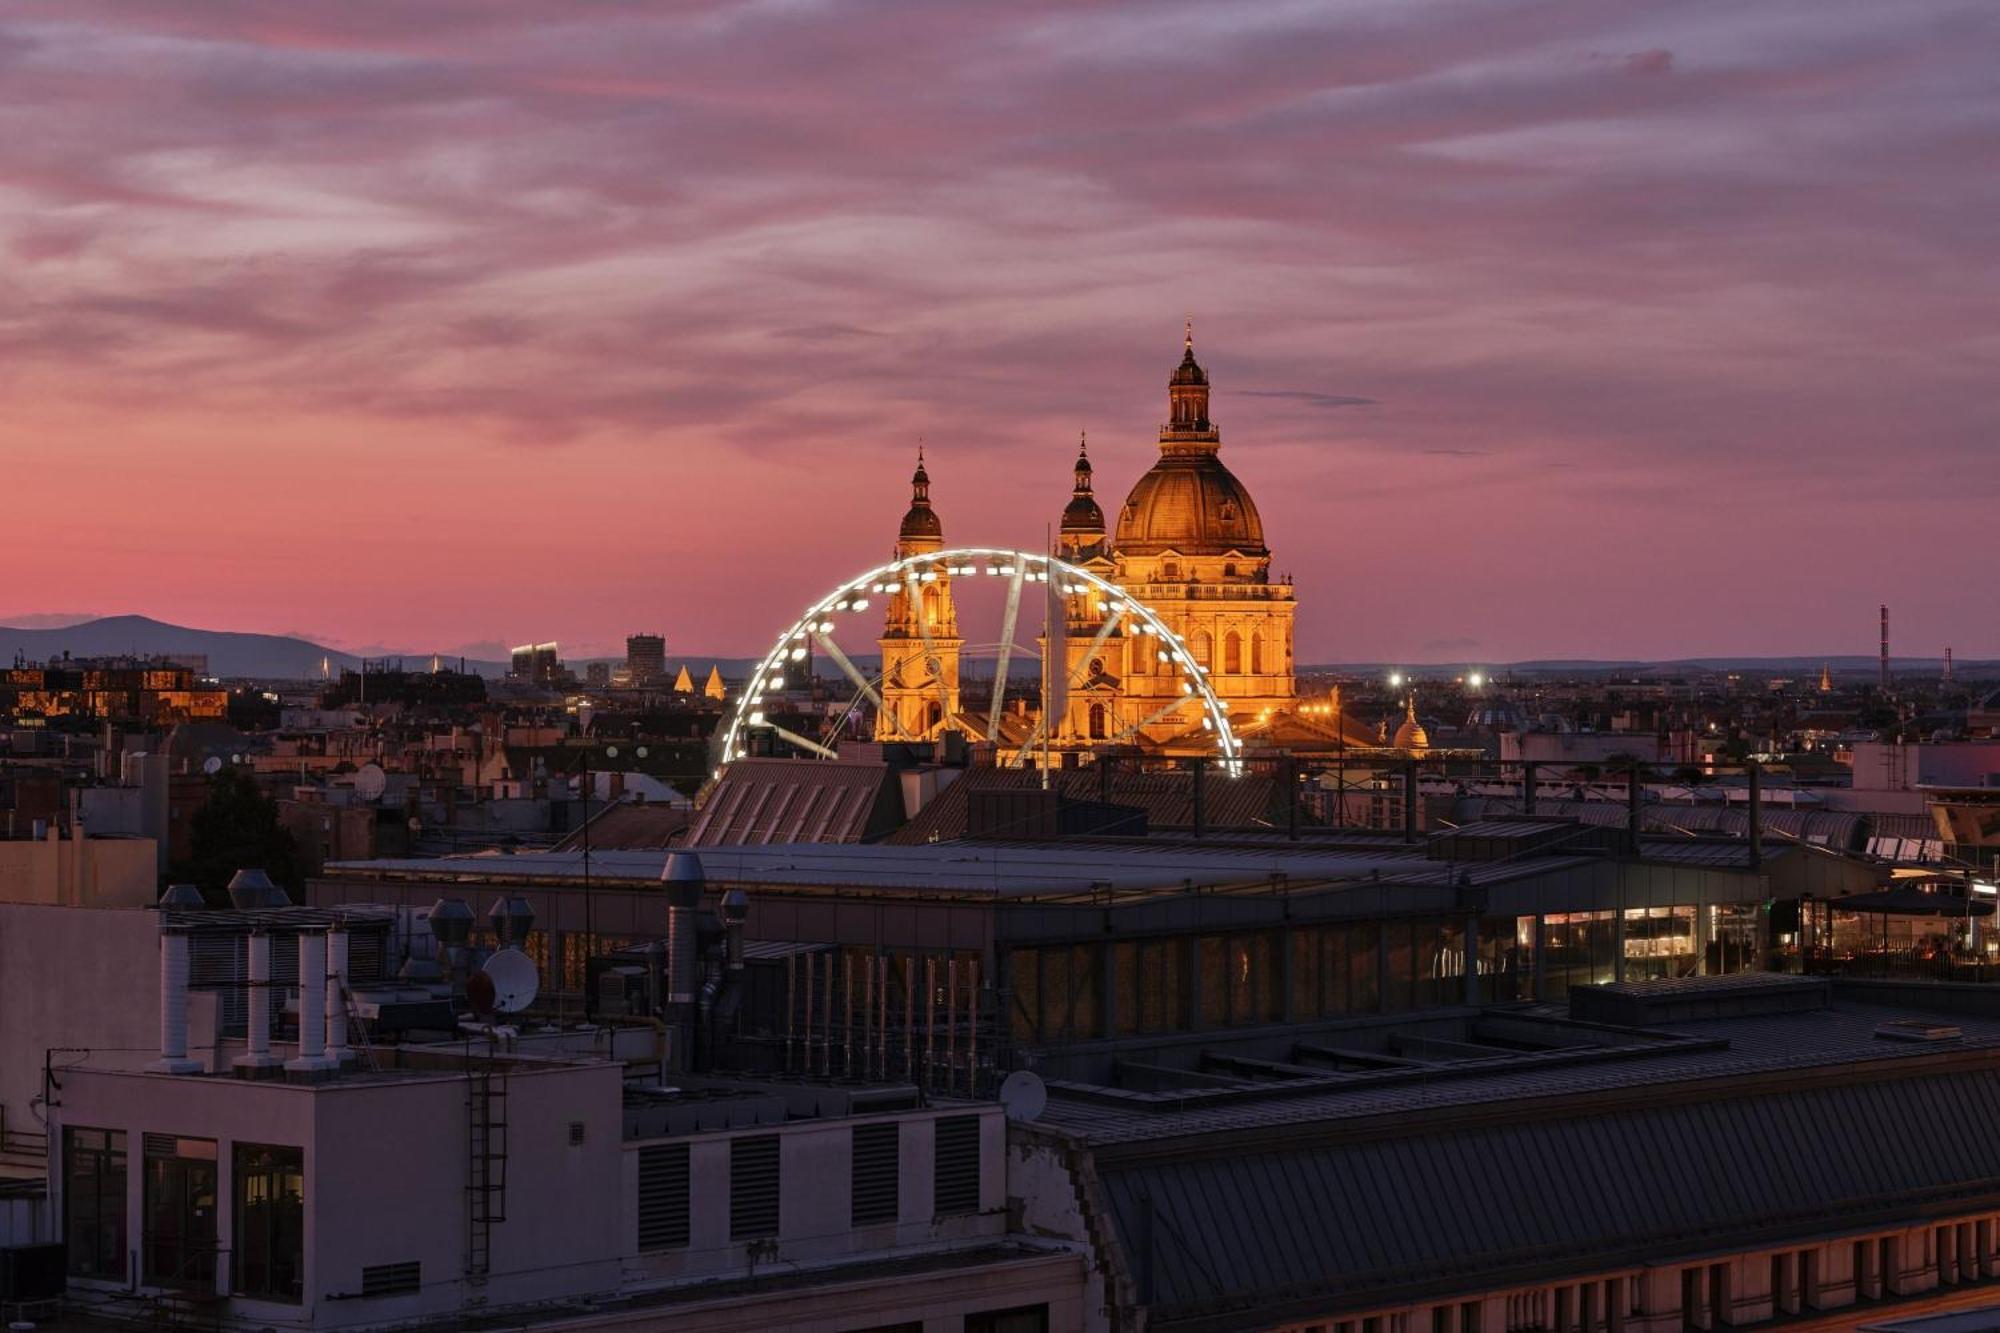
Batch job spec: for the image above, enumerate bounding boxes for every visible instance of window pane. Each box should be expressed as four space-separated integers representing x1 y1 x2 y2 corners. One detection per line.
1197 936 1226 1028
1290 928 1320 1021
64 1126 127 1279
1112 942 1140 1037
1348 923 1380 1013
233 1143 303 1302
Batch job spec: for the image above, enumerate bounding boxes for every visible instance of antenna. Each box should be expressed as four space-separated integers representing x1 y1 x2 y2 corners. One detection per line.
353 762 387 802
998 1069 1047 1122
481 946 540 1014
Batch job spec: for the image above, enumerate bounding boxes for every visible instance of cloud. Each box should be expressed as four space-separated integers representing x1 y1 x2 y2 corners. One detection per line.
1241 390 1379 410
0 611 105 629
0 0 1994 659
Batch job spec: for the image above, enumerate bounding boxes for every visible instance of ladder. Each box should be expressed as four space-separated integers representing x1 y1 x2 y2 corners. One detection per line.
466 1063 509 1276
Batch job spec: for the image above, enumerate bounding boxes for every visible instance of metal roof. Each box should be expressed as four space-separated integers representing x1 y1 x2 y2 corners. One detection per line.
326 839 1545 900
1095 1052 2000 1328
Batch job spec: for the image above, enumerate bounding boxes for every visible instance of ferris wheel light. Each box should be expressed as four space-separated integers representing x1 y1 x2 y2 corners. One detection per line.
818 621 834 633
851 598 868 611
789 648 806 661
749 711 767 725
1158 651 1170 662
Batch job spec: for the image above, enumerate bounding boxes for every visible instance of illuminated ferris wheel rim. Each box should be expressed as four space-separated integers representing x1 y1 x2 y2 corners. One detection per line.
717 545 1242 778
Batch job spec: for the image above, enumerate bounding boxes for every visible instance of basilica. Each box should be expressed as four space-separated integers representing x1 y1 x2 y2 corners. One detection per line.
875 329 1374 760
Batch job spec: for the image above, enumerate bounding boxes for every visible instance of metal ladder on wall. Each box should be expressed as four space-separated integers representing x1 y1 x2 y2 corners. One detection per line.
466 1062 509 1276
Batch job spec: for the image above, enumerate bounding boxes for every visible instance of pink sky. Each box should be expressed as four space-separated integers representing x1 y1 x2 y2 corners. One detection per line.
1 1 1994 664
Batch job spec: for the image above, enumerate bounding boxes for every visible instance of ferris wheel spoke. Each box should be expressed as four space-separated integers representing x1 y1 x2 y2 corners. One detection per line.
986 566 1026 741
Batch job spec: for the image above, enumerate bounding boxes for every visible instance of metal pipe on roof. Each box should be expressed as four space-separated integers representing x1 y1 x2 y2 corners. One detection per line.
234 930 281 1079
287 930 336 1078
1748 762 1764 871
148 924 201 1075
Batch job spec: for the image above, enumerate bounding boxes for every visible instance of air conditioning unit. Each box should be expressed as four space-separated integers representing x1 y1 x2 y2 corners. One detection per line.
594 965 653 1019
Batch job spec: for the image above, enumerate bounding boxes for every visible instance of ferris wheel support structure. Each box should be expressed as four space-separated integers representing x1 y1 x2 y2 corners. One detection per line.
716 546 1241 778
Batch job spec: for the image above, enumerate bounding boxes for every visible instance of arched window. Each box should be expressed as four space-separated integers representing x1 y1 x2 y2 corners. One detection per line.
1089 703 1107 739
1250 632 1264 675
1161 561 1179 580
1192 631 1212 670
1223 563 1237 578
1131 635 1150 675
923 700 944 731
922 585 941 627
1224 631 1242 675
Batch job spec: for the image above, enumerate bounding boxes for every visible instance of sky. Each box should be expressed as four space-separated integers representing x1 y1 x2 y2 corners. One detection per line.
1 0 1995 665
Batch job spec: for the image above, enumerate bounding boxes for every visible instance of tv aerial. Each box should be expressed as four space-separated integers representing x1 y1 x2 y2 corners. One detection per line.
998 1070 1047 1123
481 947 540 1014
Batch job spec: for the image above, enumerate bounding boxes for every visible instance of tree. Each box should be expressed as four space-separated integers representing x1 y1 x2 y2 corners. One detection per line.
173 770 302 907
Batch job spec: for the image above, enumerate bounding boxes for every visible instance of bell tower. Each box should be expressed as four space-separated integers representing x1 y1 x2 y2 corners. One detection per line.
876 448 962 740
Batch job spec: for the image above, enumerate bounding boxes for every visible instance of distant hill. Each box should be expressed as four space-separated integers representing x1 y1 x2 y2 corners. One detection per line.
0 615 364 680
4 615 1985 683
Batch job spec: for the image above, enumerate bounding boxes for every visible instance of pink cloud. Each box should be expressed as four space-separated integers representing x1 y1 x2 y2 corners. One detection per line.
0 0 1994 662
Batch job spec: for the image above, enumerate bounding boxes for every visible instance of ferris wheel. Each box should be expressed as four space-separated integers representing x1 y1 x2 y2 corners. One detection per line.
715 546 1241 777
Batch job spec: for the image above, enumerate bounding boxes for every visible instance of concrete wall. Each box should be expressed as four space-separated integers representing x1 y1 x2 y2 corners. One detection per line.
55 1057 625 1330
622 1104 1009 1286
0 904 189 1155
0 830 157 908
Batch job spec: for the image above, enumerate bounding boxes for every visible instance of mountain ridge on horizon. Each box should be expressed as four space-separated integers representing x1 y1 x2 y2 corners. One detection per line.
1 614 1987 683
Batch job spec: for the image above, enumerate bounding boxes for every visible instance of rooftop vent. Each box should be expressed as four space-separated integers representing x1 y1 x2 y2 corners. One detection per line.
1875 1019 1962 1043
160 883 206 910
227 868 289 910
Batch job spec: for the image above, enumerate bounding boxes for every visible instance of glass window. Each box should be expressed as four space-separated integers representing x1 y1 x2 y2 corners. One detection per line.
144 1135 218 1290
1248 932 1281 1024
1068 945 1100 1039
1112 941 1140 1037
1480 916 1527 1002
1137 939 1184 1034
966 1303 1050 1333
1384 920 1416 1011
64 1127 127 1280
233 1143 303 1302
1197 936 1226 1028
1041 946 1071 1040
1008 948 1039 1043
1290 927 1320 1020
1320 926 1350 1015
1348 923 1380 1013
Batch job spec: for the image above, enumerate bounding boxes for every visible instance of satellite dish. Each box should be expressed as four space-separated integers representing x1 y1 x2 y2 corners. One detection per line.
482 947 540 1014
464 970 497 1019
353 763 387 801
202 756 222 776
998 1070 1047 1123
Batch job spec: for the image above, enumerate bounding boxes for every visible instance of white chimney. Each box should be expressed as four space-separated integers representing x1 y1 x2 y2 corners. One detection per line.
148 925 201 1074
233 930 281 1077
324 927 350 1066
285 931 337 1077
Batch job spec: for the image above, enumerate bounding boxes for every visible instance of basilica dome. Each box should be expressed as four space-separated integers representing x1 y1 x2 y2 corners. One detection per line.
1113 328 1268 558
1114 453 1267 556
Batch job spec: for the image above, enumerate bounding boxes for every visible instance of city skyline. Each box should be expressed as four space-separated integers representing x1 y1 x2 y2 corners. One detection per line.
3 1 1994 661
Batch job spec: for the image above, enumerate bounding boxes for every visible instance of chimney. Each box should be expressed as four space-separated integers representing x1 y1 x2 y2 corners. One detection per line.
286 930 337 1079
148 924 201 1074
1879 604 1890 691
234 930 282 1078
661 851 705 1069
324 927 351 1067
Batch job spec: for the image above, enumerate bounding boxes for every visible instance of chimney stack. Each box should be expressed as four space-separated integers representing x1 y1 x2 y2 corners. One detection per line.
148 923 201 1075
1879 604 1890 691
286 930 337 1079
234 930 282 1078
661 851 705 1069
